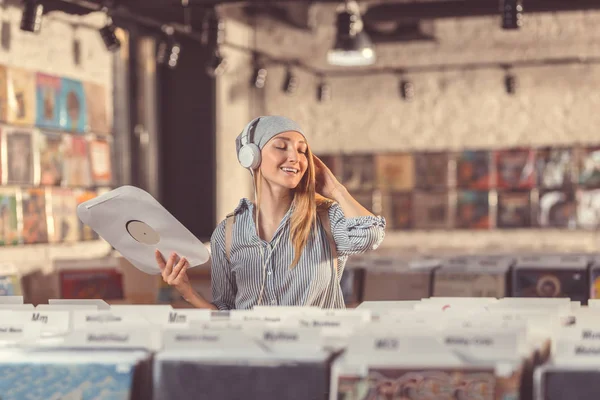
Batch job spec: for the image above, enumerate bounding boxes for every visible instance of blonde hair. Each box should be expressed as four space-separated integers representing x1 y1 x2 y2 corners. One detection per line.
254 147 331 268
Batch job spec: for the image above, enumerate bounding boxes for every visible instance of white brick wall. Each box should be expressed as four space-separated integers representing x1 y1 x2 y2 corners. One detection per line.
217 9 600 253
0 8 113 272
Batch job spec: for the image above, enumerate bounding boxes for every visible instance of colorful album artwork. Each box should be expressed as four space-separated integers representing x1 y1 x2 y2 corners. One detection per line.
0 189 20 246
536 147 574 189
21 188 48 244
4 128 35 185
59 268 124 300
84 82 110 134
413 191 451 229
59 78 88 133
456 190 491 229
456 150 492 189
342 154 375 191
0 274 21 295
75 189 99 240
497 191 532 229
6 67 35 125
577 146 600 188
48 188 79 243
89 139 112 186
63 135 92 187
38 130 65 186
385 192 413 230
577 189 600 230
414 152 449 190
358 368 496 400
538 190 576 229
35 73 62 130
0 65 8 121
495 148 536 189
375 153 414 191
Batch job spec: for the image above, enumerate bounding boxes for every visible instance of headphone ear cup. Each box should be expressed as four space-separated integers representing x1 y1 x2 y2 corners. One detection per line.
238 143 261 170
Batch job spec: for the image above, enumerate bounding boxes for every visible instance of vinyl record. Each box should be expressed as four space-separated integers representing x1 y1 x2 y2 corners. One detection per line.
76 185 210 275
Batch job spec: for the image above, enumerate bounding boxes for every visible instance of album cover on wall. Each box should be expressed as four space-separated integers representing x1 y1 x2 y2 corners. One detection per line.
375 153 414 191
414 152 450 190
21 188 48 244
341 154 375 191
38 130 65 186
0 188 21 246
577 146 600 188
456 190 491 229
35 73 62 130
577 189 600 230
75 189 99 240
59 268 124 300
382 191 413 230
537 190 576 229
0 65 8 121
413 191 451 229
59 77 88 133
89 138 113 186
7 67 35 126
48 188 79 243
83 81 110 134
497 191 532 229
495 148 536 189
63 135 92 187
456 150 492 189
4 128 35 185
536 147 574 189
0 274 21 295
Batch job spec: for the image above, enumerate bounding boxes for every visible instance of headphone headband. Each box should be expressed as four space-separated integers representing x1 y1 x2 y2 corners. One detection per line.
241 117 260 147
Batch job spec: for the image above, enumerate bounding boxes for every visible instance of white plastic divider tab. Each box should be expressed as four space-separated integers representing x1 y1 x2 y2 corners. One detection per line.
7 310 70 336
49 299 111 310
61 328 161 350
71 310 150 331
0 296 23 305
162 328 261 352
0 304 34 310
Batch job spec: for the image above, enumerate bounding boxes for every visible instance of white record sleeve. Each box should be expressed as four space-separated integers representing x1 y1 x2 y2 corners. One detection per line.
76 185 210 275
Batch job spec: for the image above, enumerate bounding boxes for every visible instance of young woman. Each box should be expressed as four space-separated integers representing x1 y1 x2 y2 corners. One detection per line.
155 116 386 309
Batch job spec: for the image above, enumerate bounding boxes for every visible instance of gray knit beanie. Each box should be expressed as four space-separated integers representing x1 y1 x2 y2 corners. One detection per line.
235 116 306 154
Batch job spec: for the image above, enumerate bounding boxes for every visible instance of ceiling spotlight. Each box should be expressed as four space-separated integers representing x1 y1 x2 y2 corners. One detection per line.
317 81 331 103
504 73 517 95
501 0 523 30
157 27 181 69
205 49 227 78
327 1 375 67
282 68 298 95
20 0 43 33
399 79 414 101
252 65 268 89
99 14 120 52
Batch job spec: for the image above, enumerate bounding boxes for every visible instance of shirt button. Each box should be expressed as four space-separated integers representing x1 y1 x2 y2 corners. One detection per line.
271 300 276 304
267 271 272 275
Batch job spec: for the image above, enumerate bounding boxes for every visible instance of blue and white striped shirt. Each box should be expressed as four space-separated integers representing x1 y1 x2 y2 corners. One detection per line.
210 198 386 310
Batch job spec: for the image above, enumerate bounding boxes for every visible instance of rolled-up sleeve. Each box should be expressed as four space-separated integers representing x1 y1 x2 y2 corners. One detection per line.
210 220 237 310
328 203 386 256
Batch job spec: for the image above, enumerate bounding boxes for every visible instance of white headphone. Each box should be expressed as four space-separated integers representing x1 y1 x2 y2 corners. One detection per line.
238 117 262 170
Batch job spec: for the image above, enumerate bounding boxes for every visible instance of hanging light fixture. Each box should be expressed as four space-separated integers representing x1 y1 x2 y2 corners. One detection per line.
203 7 227 77
327 1 375 67
99 10 120 52
20 0 43 33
